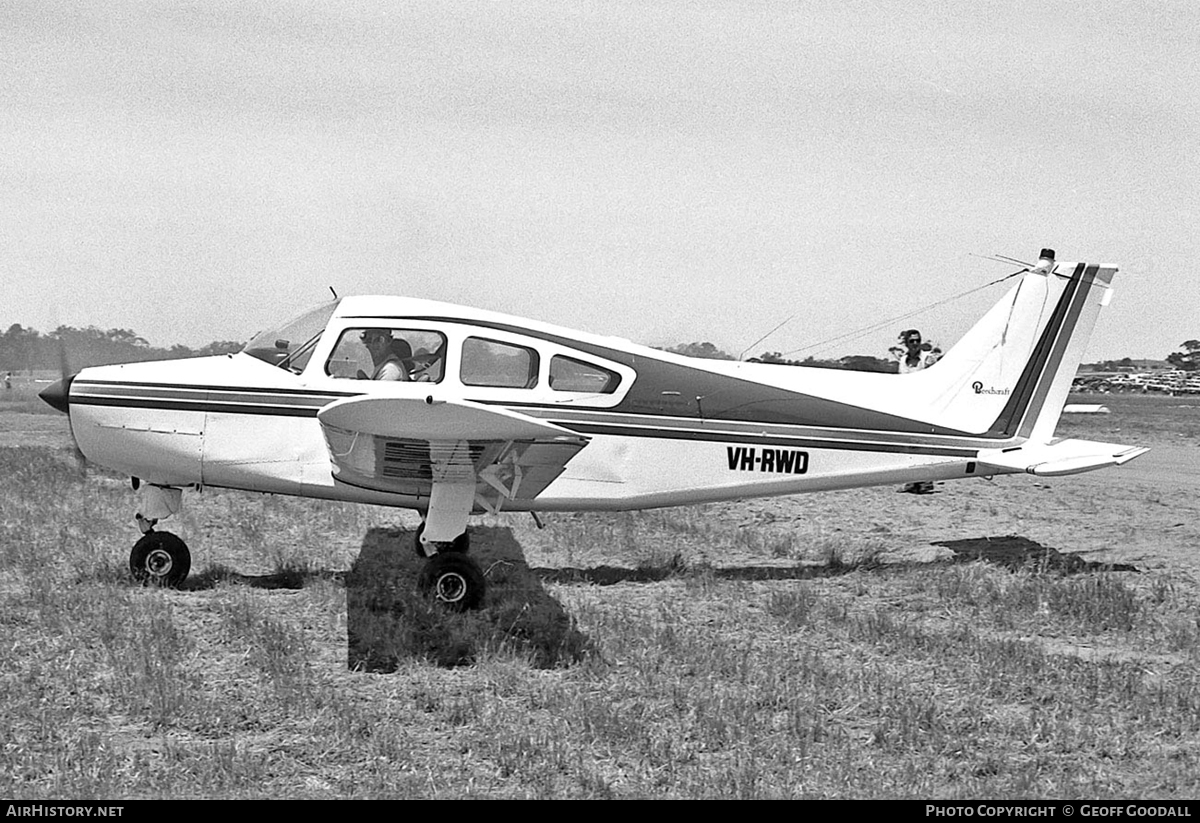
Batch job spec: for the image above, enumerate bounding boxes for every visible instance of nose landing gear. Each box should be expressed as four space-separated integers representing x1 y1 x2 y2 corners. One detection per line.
128 487 190 588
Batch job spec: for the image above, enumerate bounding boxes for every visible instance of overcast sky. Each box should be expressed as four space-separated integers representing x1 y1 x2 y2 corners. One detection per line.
3 1 1197 362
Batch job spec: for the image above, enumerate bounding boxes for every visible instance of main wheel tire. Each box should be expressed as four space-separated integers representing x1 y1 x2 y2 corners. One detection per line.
413 523 470 558
129 531 191 588
417 553 486 611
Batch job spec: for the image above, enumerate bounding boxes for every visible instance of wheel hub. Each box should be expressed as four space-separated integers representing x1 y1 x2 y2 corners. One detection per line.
434 572 467 604
145 548 173 577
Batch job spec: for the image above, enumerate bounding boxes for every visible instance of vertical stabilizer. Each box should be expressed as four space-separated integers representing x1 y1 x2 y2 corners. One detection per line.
905 251 1116 442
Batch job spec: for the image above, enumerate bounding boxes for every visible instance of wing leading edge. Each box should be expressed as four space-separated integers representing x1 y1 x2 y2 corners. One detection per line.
316 396 590 527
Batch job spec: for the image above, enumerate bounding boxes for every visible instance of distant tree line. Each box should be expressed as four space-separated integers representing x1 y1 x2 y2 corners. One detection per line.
1167 340 1200 371
1088 357 1141 371
1 324 243 372
670 338 1200 375
1083 342 1200 373
662 342 896 373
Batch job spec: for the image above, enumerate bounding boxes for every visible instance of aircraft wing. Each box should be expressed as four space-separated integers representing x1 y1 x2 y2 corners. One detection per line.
975 439 1149 477
316 396 589 510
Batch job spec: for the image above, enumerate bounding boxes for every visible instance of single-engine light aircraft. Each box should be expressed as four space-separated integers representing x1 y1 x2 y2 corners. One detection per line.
40 250 1148 608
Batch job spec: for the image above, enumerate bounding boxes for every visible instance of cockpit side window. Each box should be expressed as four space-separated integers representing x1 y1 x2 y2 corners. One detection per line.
461 337 539 388
549 355 621 393
243 300 339 372
326 328 447 382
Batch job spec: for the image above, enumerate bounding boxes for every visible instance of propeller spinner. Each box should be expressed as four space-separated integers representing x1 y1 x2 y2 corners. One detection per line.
39 374 74 414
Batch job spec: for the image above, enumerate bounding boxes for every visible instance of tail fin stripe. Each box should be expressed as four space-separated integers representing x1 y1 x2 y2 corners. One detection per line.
985 263 1095 437
1015 264 1100 438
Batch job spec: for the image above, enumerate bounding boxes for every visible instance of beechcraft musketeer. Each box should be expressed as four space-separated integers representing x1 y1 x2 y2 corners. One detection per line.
39 249 1148 608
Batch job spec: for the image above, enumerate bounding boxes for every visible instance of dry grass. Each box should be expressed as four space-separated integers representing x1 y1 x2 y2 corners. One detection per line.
0 375 59 417
1 397 1199 798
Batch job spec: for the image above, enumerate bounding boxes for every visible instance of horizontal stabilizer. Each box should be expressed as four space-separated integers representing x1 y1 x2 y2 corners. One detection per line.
976 439 1149 477
317 395 579 441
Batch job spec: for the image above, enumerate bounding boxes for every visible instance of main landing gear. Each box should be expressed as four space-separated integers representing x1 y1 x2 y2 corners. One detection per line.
122 487 482 609
129 515 191 588
415 523 486 611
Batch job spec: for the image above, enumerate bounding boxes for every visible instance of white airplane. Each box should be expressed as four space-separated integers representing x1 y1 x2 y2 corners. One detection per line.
39 249 1148 608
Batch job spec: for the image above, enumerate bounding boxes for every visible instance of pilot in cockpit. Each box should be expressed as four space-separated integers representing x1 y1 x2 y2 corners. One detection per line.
357 329 412 381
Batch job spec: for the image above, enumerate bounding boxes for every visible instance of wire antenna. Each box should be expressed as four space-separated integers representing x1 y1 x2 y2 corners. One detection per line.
780 267 1028 359
970 252 1035 269
738 314 796 361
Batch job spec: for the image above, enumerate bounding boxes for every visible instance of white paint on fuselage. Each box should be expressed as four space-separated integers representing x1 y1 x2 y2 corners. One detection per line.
68 348 978 515
73 402 205 486
65 265 1119 518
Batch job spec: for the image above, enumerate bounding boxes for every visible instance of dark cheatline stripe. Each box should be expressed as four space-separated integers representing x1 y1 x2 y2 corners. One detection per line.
70 380 359 418
71 395 323 417
556 421 977 457
66 380 1000 453
501 403 992 445
76 379 360 398
68 381 977 456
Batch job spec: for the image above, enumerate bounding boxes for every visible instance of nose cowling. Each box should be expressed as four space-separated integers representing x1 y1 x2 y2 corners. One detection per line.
39 374 75 414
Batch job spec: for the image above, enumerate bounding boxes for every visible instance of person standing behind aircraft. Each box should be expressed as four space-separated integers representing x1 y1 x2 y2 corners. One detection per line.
889 329 942 374
357 330 411 381
889 329 941 494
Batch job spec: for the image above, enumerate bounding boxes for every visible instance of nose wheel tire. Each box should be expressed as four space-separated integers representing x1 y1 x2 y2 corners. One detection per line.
418 553 486 611
130 531 191 588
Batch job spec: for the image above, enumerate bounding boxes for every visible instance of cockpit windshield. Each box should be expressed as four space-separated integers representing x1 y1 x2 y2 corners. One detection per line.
243 300 339 372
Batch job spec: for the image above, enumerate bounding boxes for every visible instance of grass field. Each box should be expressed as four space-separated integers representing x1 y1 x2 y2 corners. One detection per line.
1 395 1198 798
0 373 59 417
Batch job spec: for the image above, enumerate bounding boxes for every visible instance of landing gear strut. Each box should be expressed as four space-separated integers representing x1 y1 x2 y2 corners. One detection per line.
413 522 470 557
129 530 191 588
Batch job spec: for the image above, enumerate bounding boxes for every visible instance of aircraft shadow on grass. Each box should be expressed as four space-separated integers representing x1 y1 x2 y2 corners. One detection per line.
531 534 1139 585
932 535 1139 573
345 525 593 672
184 566 335 591
345 525 917 672
192 528 1135 672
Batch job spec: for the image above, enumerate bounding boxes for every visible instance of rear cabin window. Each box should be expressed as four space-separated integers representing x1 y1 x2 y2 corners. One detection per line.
325 328 447 383
461 337 539 388
549 355 621 393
